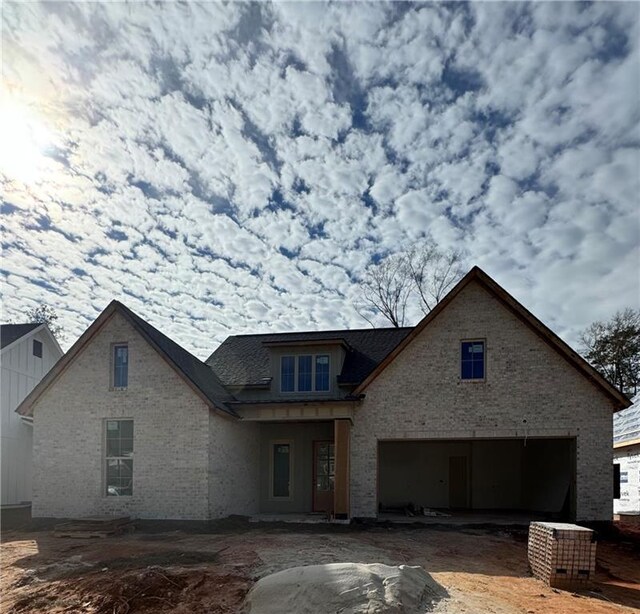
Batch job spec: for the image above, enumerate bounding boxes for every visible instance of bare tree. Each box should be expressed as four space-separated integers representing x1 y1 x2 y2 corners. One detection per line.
25 304 64 340
357 242 465 328
580 308 640 396
406 244 465 314
358 253 413 328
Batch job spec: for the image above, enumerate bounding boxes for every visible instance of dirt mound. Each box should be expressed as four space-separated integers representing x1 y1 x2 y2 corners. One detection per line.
10 566 251 614
244 562 448 614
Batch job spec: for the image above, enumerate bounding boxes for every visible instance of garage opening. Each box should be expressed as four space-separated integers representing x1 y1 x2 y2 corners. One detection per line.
378 438 576 520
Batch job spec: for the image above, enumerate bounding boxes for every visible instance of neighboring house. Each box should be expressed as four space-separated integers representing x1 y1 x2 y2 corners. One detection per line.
16 267 631 522
614 393 640 515
1 323 63 507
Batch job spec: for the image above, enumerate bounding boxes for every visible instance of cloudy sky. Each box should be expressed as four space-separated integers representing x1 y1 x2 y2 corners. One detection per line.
1 1 639 357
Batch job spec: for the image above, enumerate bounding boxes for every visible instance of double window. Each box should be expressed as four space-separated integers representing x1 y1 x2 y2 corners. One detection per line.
105 419 133 496
461 340 485 380
113 344 129 388
281 355 330 392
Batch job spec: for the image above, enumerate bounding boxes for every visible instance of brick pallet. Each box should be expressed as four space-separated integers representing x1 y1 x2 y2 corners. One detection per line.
527 521 596 589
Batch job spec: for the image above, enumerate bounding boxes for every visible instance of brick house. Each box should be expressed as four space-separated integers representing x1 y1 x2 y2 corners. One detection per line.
17 267 630 522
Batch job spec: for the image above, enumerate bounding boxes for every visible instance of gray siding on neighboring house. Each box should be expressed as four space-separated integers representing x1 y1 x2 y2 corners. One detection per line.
351 279 614 521
31 312 211 520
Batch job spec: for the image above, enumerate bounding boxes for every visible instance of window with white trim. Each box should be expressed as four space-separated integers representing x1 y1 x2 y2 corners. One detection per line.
113 344 129 388
280 354 331 392
461 340 485 380
105 419 133 496
271 441 292 498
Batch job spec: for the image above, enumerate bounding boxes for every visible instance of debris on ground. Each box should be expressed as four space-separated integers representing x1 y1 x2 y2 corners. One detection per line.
1 523 638 614
245 563 447 614
54 516 134 538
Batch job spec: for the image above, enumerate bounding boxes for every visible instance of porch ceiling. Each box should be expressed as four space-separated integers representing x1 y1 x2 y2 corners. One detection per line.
236 401 356 422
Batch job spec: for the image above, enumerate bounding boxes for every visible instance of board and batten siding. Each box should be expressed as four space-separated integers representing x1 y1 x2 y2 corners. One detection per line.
1 328 62 506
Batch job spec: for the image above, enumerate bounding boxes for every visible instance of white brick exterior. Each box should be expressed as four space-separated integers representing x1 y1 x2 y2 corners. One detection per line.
29 280 616 522
208 413 260 518
32 312 211 520
350 280 614 521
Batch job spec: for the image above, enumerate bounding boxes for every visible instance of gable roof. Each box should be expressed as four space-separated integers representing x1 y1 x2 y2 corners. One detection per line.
206 327 413 388
614 392 640 448
354 266 632 411
16 301 236 418
1 322 63 357
1 323 43 349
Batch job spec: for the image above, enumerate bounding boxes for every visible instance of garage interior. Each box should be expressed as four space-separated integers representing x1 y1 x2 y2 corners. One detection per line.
378 438 576 519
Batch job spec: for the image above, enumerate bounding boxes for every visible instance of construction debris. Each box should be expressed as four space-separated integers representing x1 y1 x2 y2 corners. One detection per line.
54 516 134 538
528 521 596 589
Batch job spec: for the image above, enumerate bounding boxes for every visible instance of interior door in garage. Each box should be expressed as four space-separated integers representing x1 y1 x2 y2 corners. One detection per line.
449 456 469 508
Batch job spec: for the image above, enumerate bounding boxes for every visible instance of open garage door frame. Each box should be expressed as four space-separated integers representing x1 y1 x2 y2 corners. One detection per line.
377 437 577 520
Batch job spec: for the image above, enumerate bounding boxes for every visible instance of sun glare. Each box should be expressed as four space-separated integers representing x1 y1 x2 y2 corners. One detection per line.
0 96 54 184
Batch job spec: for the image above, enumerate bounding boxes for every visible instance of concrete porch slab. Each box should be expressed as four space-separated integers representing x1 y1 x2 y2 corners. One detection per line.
249 513 331 524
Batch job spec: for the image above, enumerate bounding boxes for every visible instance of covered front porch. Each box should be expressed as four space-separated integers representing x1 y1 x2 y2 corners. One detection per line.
234 402 353 519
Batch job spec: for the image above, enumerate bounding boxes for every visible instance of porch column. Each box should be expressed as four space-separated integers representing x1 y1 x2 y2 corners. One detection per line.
334 418 351 519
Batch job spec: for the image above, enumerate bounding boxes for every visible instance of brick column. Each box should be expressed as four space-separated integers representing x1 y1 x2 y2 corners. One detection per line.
334 419 351 519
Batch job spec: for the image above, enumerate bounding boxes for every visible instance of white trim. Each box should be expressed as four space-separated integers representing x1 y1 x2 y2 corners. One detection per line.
103 418 134 498
460 338 486 382
1 323 63 357
269 439 294 501
280 354 331 393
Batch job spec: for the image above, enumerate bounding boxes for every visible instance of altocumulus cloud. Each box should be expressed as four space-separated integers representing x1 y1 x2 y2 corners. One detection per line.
1 1 638 356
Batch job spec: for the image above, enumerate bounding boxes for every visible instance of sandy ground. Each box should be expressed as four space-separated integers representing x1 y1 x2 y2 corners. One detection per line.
1 521 639 613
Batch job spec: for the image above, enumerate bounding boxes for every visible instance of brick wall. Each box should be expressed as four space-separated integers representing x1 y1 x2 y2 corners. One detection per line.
208 412 260 518
32 312 211 520
351 280 614 521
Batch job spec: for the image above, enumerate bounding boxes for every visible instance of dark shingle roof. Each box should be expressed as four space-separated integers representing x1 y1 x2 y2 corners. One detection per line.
115 302 236 415
1 323 41 349
206 327 413 388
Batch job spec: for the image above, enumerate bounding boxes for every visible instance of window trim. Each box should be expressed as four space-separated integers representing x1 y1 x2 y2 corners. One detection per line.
111 343 129 390
269 439 294 501
279 354 331 393
32 339 43 358
460 339 486 382
104 418 134 498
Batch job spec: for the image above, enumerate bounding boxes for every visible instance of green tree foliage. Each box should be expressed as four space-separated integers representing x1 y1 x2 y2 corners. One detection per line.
25 304 64 341
580 308 640 396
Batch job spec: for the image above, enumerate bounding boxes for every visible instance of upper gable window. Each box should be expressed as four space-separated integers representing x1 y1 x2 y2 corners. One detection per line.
281 354 331 393
113 344 129 388
33 339 43 358
461 341 485 380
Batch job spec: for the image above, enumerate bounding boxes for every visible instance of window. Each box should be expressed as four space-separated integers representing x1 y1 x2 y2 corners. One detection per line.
105 419 133 496
461 341 485 380
315 355 330 391
281 356 295 392
298 355 312 392
614 464 621 499
271 441 292 498
33 339 43 358
280 354 331 392
113 344 128 388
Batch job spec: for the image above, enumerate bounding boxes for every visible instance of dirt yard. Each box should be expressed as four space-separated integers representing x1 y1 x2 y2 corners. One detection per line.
1 520 639 613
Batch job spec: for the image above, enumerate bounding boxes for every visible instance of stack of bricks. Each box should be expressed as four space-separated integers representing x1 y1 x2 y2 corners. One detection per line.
528 522 596 589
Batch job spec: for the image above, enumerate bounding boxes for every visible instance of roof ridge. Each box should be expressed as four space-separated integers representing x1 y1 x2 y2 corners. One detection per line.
223 326 415 339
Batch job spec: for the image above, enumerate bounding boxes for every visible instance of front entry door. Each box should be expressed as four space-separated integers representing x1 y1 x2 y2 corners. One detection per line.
313 441 335 513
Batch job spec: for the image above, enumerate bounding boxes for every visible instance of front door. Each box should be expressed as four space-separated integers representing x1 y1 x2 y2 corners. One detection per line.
313 441 335 513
